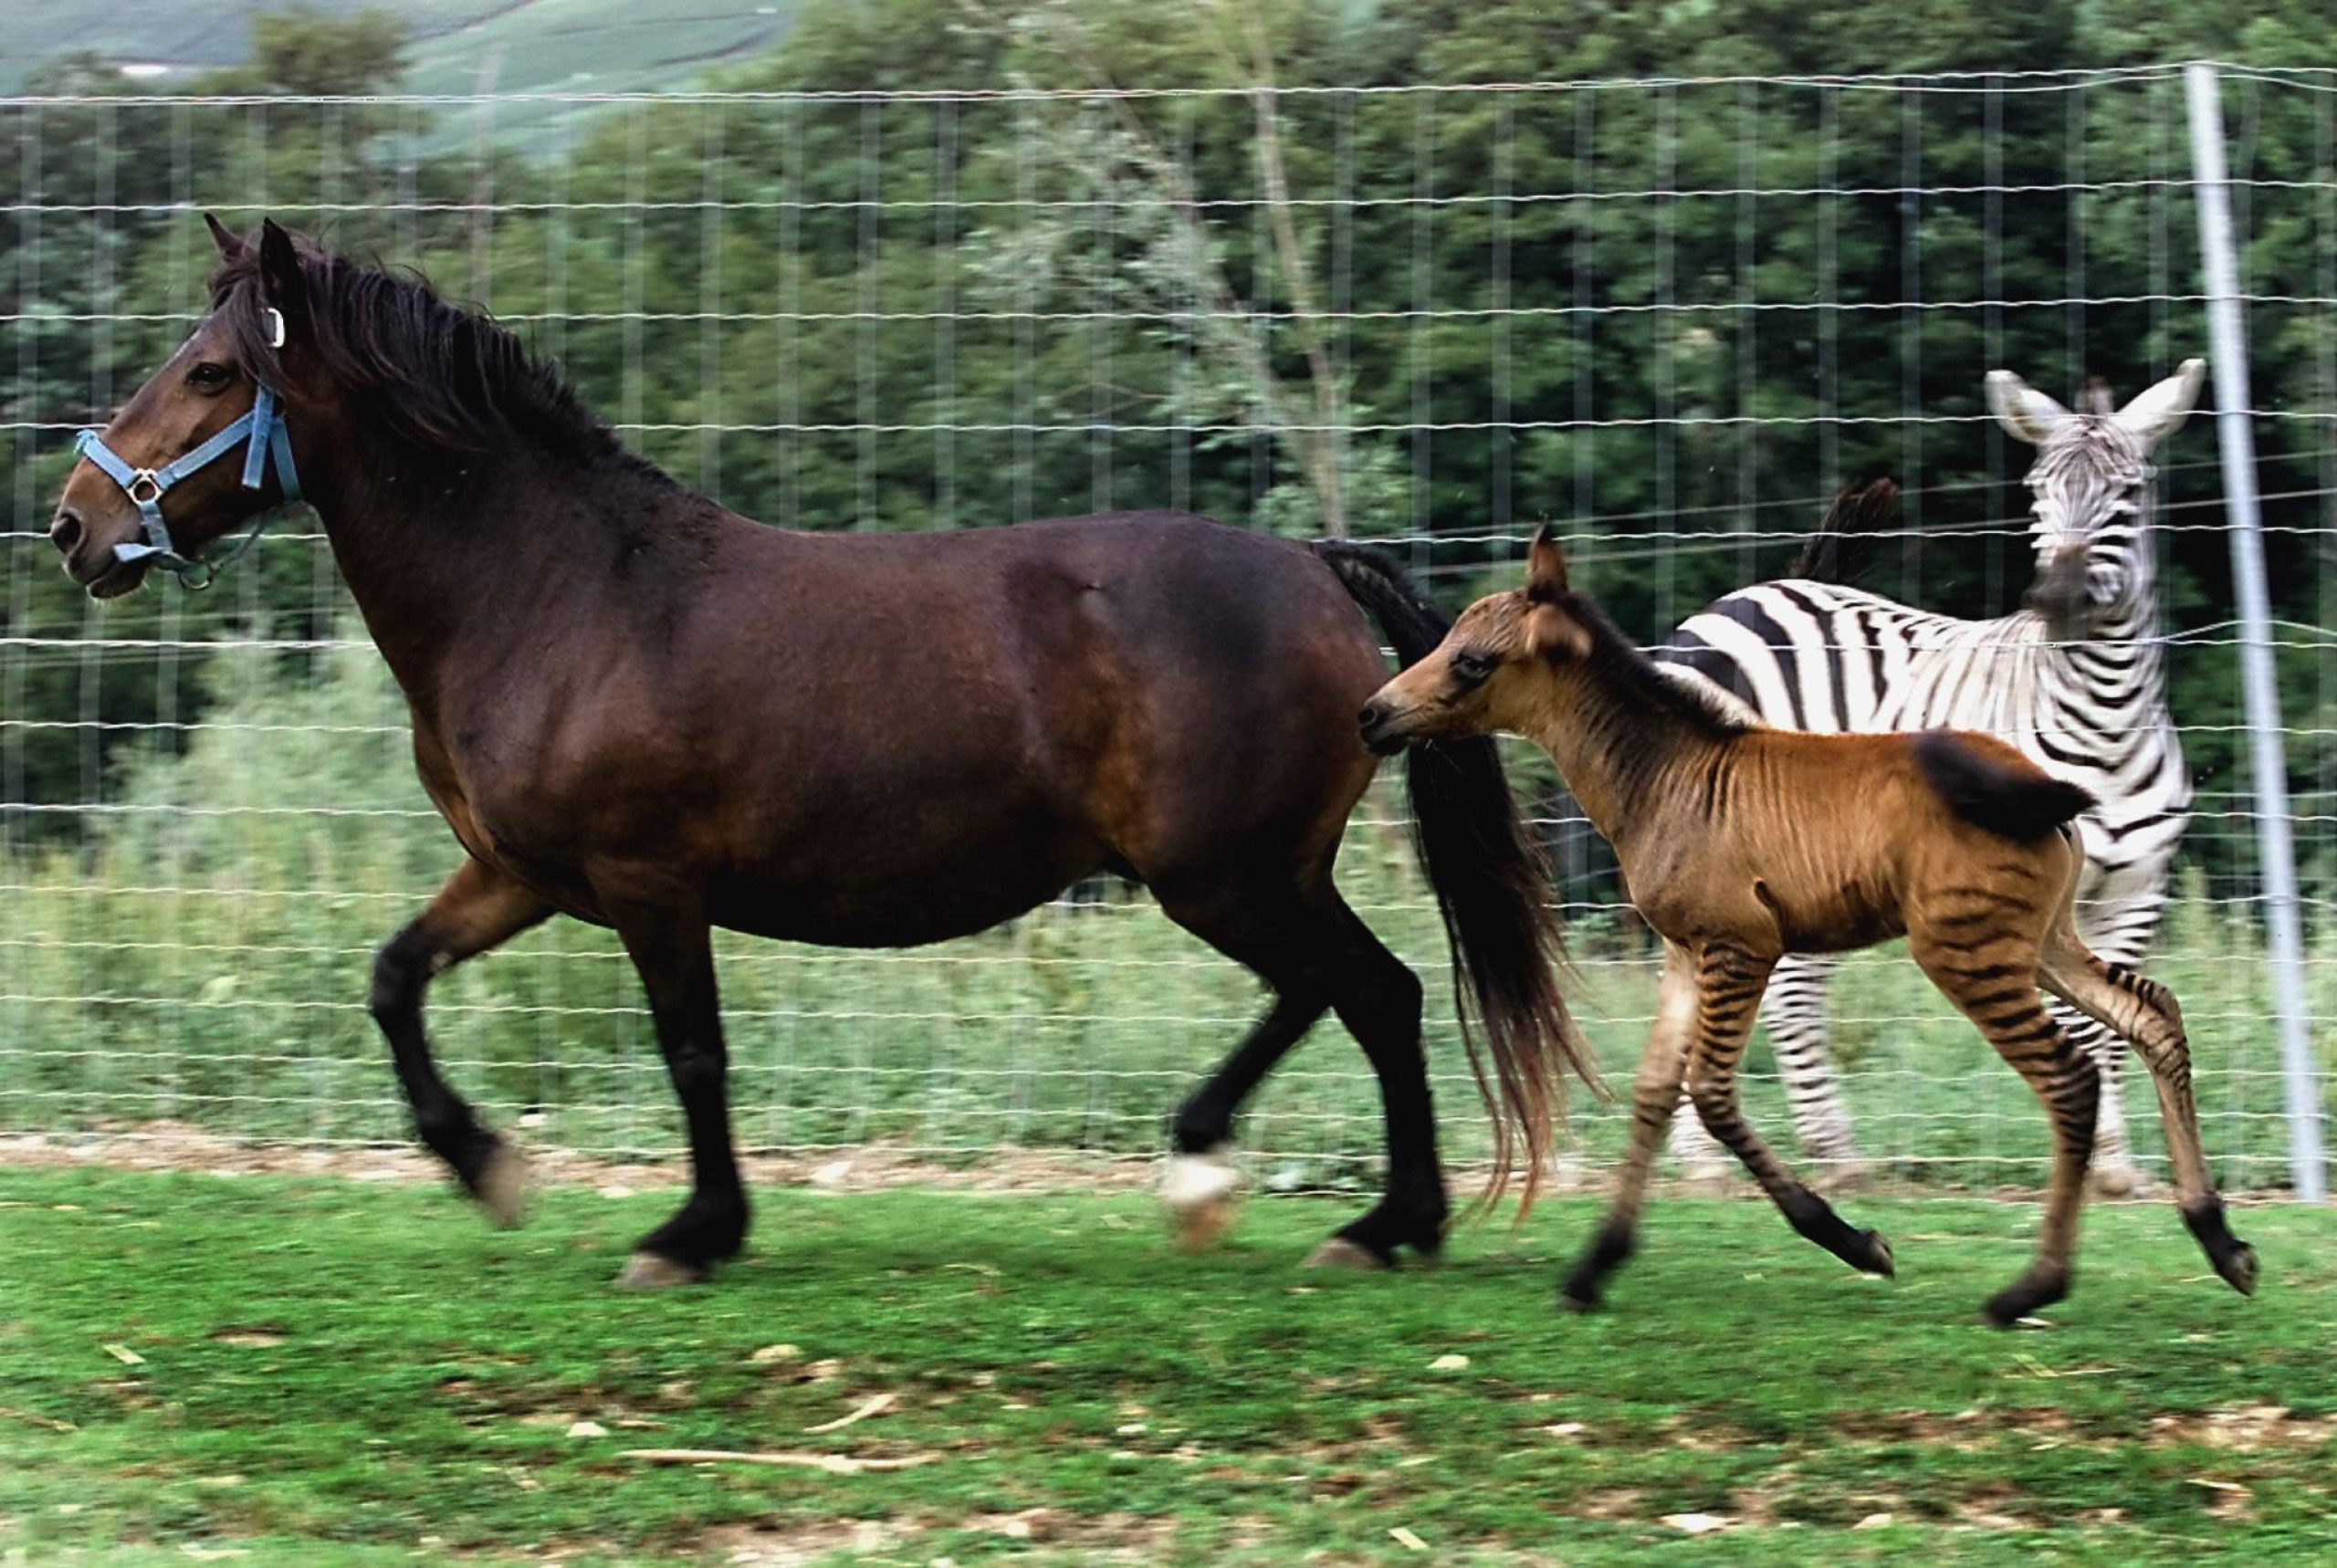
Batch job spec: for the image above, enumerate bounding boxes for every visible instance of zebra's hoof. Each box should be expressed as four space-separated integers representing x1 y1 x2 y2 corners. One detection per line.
2091 1165 2141 1199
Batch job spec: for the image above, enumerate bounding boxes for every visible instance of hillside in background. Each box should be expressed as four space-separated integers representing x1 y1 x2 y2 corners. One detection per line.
3 0 801 135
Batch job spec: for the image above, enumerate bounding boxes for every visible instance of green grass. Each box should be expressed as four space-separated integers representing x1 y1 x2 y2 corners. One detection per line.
3 1169 2335 1564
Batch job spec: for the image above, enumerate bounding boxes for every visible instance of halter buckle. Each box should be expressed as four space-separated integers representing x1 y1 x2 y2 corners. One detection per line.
127 469 162 505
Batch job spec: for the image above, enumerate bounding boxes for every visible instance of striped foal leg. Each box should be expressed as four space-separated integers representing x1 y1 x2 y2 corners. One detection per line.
1561 939 1697 1312
2056 883 2172 1197
2039 936 2257 1298
1915 936 2099 1325
1681 944 1895 1279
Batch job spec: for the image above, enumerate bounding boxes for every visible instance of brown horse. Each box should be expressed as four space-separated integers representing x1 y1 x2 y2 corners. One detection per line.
1358 528 2254 1324
48 215 1594 1286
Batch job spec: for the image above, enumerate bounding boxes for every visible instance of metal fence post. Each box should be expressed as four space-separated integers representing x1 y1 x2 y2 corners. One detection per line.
2185 60 2326 1201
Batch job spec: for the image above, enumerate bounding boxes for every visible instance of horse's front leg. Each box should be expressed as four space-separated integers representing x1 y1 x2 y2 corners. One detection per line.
599 883 749 1288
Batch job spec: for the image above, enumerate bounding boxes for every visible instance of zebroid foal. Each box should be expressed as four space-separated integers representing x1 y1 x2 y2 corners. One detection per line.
1357 528 2255 1325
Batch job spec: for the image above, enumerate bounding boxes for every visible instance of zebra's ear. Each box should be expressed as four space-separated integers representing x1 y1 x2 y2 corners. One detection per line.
2113 359 2206 450
1986 370 2072 445
1525 522 1570 601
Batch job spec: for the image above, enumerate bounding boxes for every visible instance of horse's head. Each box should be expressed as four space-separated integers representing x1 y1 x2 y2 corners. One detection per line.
50 214 308 596
1358 526 1592 755
1986 359 2204 640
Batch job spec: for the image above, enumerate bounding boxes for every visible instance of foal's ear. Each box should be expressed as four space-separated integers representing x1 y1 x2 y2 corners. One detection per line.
257 218 309 330
203 212 248 260
1525 522 1570 601
1522 599 1592 662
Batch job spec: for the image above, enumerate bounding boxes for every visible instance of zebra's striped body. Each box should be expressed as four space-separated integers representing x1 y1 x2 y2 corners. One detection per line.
1651 362 2204 1190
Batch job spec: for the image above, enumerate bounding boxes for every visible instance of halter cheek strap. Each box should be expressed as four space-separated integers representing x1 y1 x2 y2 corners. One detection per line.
72 377 302 591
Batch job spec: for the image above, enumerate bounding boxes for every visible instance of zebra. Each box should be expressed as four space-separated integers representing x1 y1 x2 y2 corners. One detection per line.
1651 361 2204 1196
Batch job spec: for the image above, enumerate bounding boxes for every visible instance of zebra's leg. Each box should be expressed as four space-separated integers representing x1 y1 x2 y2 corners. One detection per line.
1762 954 1871 1181
1562 939 1696 1311
2063 887 2173 1197
1913 930 2097 1327
2038 934 2256 1298
1680 944 1896 1279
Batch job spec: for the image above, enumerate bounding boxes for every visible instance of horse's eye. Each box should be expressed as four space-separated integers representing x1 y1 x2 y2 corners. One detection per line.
1451 651 1494 685
186 361 233 392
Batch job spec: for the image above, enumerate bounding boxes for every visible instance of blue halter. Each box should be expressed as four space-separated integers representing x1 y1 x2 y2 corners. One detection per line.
72 379 301 591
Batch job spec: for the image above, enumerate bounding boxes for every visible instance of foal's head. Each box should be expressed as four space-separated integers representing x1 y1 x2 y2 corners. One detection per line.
1358 527 1596 755
1986 359 2203 638
50 214 312 598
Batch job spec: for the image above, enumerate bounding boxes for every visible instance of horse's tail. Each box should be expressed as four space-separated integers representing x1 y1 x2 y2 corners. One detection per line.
1788 477 1899 585
1314 541 1606 1216
1912 730 2097 841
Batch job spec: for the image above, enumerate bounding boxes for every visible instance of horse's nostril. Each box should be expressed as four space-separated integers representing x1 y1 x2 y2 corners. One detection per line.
1357 701 1388 731
48 508 84 555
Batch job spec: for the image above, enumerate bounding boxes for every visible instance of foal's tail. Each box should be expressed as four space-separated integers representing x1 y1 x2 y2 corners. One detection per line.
1912 730 2097 841
1314 541 1606 1215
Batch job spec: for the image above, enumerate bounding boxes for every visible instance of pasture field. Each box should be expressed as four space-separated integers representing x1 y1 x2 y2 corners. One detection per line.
2 1168 2333 1564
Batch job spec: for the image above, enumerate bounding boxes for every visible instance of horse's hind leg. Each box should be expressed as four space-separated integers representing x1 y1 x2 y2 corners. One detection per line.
1679 943 1897 1280
1156 875 1441 1267
1913 930 2098 1326
2038 927 2256 1298
1163 988 1328 1252
372 857 552 1225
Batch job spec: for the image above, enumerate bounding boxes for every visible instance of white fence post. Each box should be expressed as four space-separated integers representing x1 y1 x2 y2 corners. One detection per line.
2185 60 2326 1201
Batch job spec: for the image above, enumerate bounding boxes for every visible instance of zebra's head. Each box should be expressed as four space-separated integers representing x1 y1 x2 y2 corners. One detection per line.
1986 358 2205 640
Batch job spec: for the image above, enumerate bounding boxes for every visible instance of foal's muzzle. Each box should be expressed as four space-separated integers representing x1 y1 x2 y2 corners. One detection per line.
1357 700 1409 756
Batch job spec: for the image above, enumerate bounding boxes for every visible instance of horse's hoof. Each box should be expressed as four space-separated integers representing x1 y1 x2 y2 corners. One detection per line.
1857 1228 1895 1279
1159 1149 1242 1252
1558 1290 1599 1314
473 1141 529 1229
1302 1238 1388 1271
616 1251 705 1291
2219 1241 2259 1297
2091 1165 2140 1200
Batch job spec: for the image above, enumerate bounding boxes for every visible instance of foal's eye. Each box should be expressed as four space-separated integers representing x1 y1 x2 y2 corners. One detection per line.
186 361 234 392
1450 651 1495 685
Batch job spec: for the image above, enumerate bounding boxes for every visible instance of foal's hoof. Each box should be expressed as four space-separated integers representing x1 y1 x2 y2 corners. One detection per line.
2218 1241 2259 1297
616 1251 706 1291
1159 1148 1242 1253
472 1141 530 1230
1302 1238 1389 1271
1981 1275 2068 1329
1854 1228 1895 1279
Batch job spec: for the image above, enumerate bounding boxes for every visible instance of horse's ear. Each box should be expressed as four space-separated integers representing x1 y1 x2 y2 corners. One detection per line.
257 218 308 329
1525 522 1569 601
1986 370 2071 446
204 212 247 260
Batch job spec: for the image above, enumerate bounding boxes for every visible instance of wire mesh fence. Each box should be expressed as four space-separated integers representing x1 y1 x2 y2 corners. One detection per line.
4 61 2332 1193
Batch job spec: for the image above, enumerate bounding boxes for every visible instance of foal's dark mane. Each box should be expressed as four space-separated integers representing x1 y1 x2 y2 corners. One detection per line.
209 235 675 489
1534 581 1751 816
1553 586 1752 743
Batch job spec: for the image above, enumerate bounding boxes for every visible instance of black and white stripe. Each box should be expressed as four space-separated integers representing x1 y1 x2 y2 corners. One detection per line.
1651 362 2204 1189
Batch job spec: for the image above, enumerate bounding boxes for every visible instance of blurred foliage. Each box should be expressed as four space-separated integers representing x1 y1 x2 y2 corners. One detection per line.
4 0 2334 904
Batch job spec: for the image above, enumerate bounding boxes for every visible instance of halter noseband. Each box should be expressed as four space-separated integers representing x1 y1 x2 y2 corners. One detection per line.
71 316 301 591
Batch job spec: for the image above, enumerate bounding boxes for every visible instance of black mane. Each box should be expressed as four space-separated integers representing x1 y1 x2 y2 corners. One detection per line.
209 234 674 488
1561 587 1753 744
